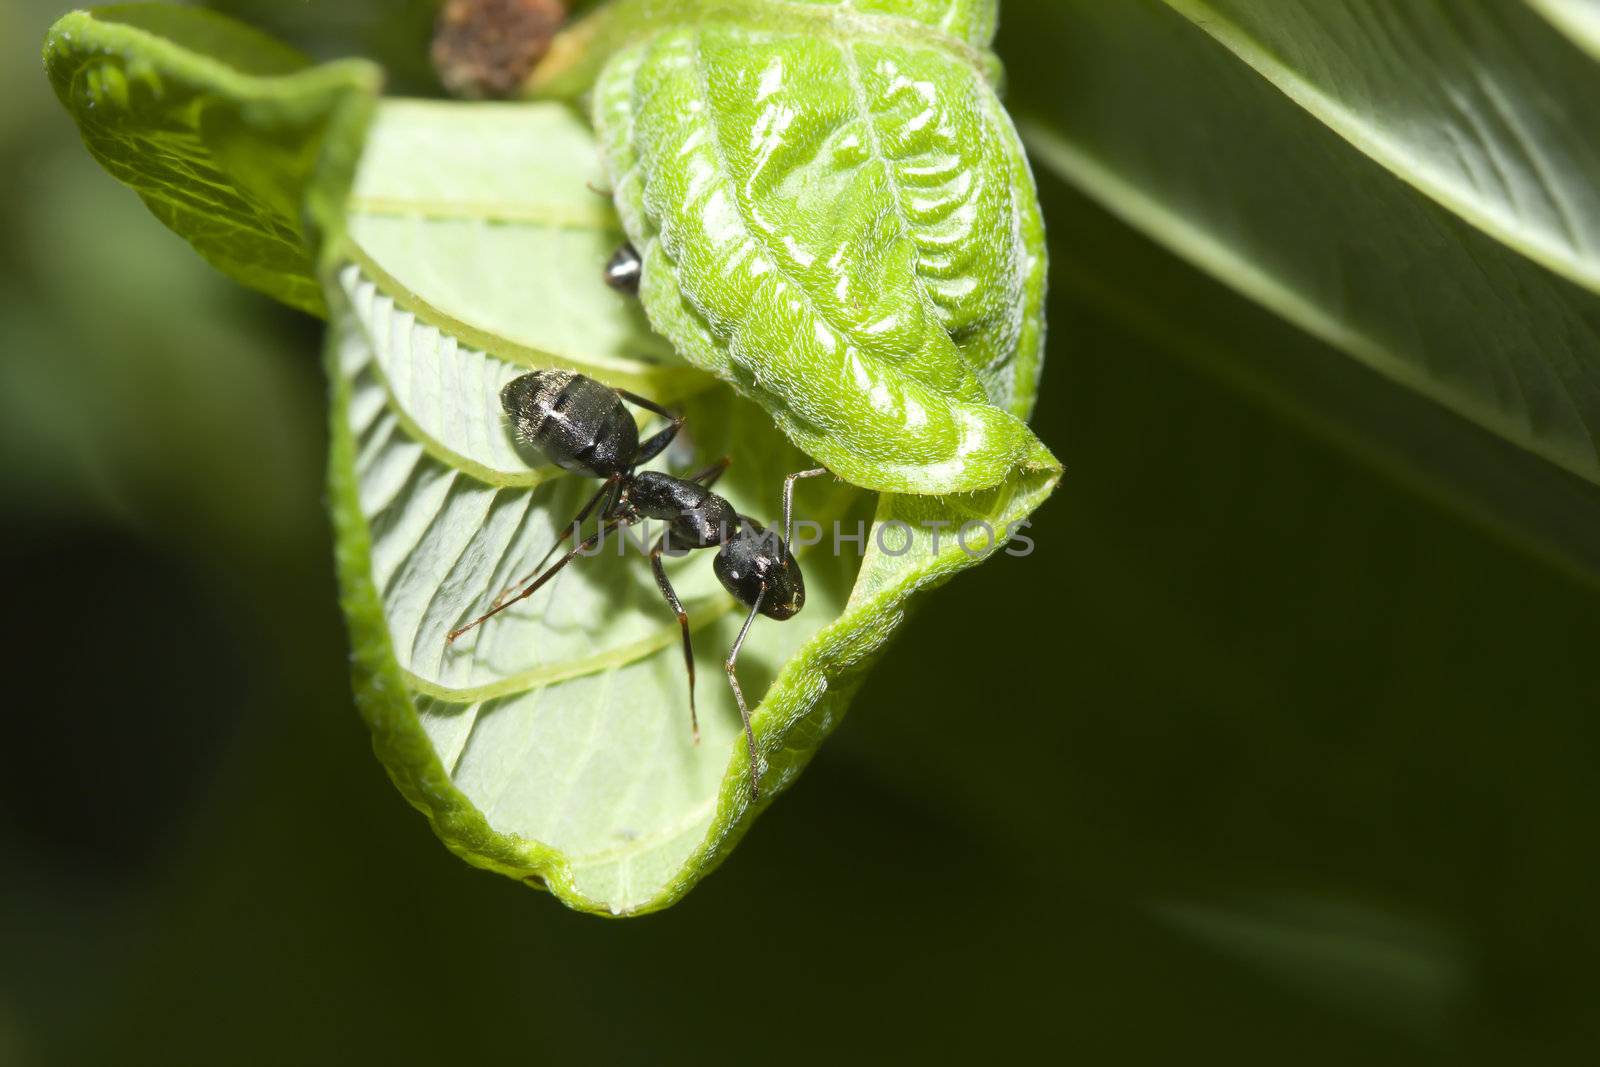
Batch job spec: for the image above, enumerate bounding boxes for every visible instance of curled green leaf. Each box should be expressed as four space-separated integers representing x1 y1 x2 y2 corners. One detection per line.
328 99 1056 914
543 0 1055 494
44 4 381 316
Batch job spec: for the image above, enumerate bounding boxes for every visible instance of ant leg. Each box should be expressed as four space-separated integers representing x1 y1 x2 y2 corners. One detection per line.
617 389 683 466
782 468 830 559
649 535 700 745
490 474 620 611
616 388 678 422
448 520 621 644
724 584 767 799
683 455 731 488
634 419 683 467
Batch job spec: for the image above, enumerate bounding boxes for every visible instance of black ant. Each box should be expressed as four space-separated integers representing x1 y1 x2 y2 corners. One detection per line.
603 241 642 296
446 367 827 799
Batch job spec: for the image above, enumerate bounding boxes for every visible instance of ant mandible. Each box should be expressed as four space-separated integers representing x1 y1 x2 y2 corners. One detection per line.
446 360 826 799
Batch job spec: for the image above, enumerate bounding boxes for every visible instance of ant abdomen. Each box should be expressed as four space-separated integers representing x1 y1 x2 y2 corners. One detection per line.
500 369 639 479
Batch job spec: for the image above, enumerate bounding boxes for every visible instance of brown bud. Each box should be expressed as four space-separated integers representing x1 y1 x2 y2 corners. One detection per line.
431 0 568 100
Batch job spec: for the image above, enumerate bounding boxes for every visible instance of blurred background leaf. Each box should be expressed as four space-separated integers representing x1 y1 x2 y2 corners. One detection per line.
204 0 443 94
1007 0 1600 582
5 0 1600 1061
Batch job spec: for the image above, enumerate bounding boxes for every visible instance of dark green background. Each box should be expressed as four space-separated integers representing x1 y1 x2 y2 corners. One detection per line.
4 2 1597 1061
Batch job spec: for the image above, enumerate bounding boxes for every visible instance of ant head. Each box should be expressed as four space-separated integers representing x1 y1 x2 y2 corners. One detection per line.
713 520 805 621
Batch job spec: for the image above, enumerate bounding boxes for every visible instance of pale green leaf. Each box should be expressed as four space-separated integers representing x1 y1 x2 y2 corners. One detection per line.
44 4 382 316
328 99 1057 915
1007 0 1600 500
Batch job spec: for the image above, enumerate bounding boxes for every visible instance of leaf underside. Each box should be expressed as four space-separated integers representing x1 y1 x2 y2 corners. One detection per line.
328 100 1056 914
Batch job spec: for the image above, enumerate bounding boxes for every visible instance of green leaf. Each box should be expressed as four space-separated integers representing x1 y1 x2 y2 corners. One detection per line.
1164 0 1600 297
530 0 1003 97
1006 1 1600 514
328 99 1057 915
1038 175 1600 587
542 0 1054 495
44 4 382 316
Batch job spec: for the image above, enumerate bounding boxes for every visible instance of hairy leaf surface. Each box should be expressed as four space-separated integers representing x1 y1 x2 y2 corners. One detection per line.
44 4 381 315
538 0 1055 495
329 100 1057 914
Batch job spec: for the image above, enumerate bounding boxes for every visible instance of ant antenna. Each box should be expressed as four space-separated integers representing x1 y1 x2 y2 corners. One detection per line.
782 468 829 561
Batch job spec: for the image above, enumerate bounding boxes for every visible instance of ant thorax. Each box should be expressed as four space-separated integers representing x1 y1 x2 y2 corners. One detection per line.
625 471 741 551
